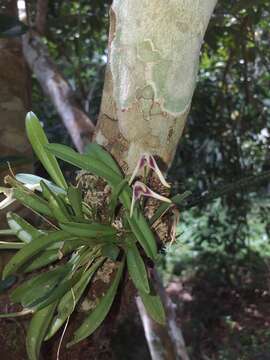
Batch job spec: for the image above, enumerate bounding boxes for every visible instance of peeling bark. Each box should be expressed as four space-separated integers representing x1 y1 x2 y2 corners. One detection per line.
22 32 95 152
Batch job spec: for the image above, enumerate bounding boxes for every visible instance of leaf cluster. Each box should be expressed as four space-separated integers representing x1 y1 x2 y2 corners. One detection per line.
0 112 175 359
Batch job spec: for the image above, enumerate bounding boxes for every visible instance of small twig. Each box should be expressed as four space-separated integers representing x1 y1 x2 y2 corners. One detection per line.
35 0 48 35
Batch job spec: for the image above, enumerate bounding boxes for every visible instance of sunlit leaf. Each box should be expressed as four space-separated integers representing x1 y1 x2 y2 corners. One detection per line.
7 212 44 243
125 236 150 294
26 302 58 360
25 112 67 189
60 221 117 238
45 143 121 185
2 231 71 279
139 287 166 325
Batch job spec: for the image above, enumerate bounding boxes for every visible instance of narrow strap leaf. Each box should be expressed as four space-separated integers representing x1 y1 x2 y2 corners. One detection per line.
13 187 52 217
45 143 121 185
2 231 71 279
0 309 33 318
45 258 104 340
139 287 166 325
25 112 67 190
0 241 23 250
40 180 70 222
125 236 150 294
60 222 117 238
84 143 122 176
26 301 58 360
11 264 70 306
121 190 158 261
67 259 125 347
7 212 43 243
67 185 84 218
0 229 16 236
149 191 191 226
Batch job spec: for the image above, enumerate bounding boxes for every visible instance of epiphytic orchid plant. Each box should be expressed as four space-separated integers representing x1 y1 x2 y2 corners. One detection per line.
0 112 185 360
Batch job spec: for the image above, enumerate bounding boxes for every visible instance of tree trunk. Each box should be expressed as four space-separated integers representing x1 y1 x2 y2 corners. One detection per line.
0 1 32 358
94 0 217 173
92 1 217 359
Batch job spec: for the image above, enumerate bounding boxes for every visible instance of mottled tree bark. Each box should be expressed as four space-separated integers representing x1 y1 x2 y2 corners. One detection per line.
95 0 217 173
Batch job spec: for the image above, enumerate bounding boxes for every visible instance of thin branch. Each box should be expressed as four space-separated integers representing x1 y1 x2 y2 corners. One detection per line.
35 0 48 35
136 270 190 360
22 32 95 152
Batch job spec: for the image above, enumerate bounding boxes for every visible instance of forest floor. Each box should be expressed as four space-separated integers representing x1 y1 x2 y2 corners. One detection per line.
168 251 270 360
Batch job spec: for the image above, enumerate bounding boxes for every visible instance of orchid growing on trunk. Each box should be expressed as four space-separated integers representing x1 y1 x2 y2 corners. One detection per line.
0 112 185 360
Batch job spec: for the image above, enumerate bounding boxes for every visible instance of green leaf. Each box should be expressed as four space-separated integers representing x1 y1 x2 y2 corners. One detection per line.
0 241 23 250
25 112 67 189
126 211 157 261
0 309 33 318
45 143 121 185
2 231 71 279
11 265 70 307
67 260 124 347
60 221 117 238
0 14 28 38
23 250 60 273
30 270 83 311
13 187 52 217
0 276 16 294
40 181 70 222
139 287 166 325
109 179 128 219
23 240 87 273
26 302 58 360
7 212 44 243
45 258 104 340
101 244 120 261
84 143 122 176
67 185 83 218
16 173 66 195
149 191 191 226
120 190 158 261
125 236 150 294
46 143 158 260
0 229 16 236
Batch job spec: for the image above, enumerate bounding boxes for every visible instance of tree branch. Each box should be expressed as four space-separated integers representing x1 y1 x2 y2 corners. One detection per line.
22 32 95 152
35 0 48 35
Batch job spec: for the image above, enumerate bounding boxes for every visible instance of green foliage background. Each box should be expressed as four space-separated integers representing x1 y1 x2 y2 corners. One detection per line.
27 1 270 358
